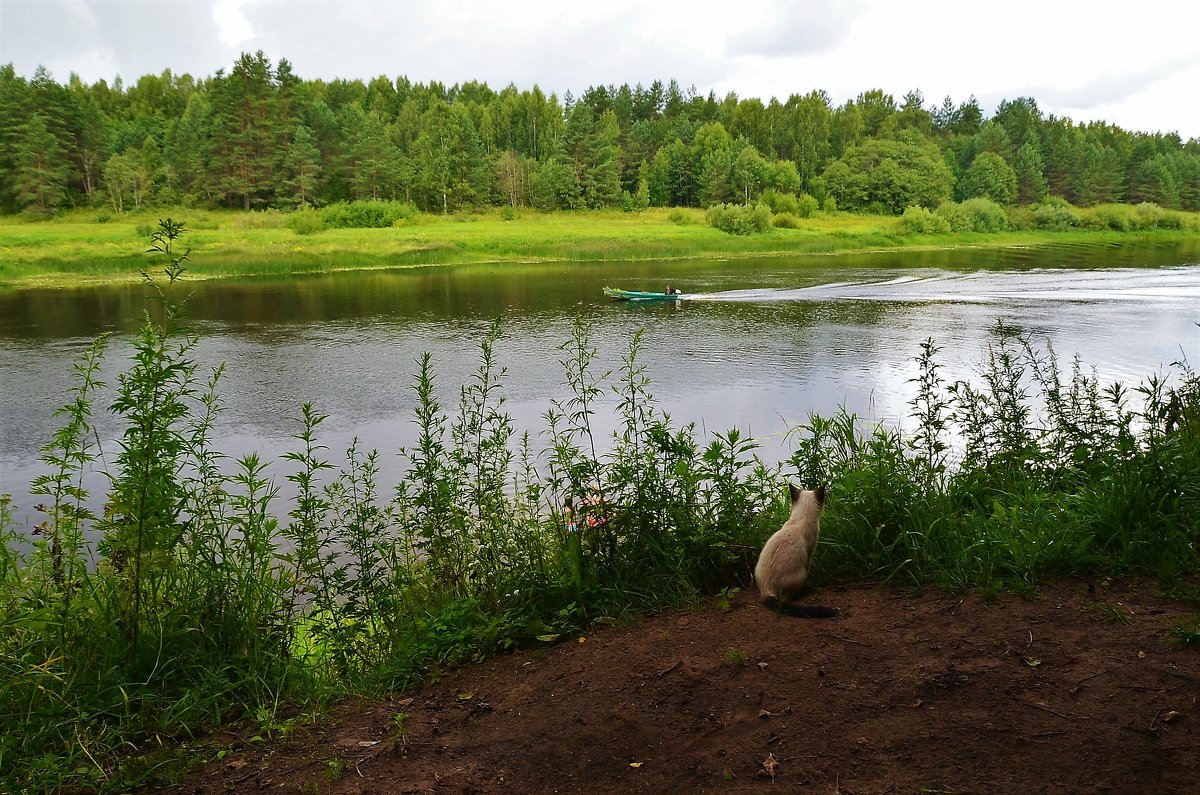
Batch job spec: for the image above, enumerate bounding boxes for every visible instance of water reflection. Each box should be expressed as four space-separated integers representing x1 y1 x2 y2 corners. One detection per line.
2 241 1199 530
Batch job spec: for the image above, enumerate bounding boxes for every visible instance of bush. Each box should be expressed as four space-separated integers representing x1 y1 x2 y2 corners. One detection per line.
934 201 972 232
94 212 112 223
287 206 327 235
1032 201 1080 231
960 197 1009 232
322 200 418 229
760 189 800 215
620 189 648 213
499 205 518 221
1134 202 1166 229
1006 206 1036 231
1157 210 1187 230
898 205 951 234
667 208 700 225
772 213 802 229
797 193 820 218
1082 204 1137 231
705 202 772 235
821 196 838 213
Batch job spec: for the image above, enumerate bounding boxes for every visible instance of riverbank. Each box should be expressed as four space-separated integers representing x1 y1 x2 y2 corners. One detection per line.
3 206 1199 290
183 581 1200 794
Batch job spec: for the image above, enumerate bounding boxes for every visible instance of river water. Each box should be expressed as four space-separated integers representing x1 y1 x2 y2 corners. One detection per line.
2 240 1199 530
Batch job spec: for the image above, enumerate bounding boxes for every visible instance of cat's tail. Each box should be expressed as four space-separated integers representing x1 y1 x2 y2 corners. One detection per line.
764 597 839 619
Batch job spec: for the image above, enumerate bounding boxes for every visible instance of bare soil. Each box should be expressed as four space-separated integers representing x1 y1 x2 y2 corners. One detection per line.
181 581 1199 794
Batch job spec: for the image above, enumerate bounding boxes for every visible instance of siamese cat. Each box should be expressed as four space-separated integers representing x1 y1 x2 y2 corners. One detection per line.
754 484 838 618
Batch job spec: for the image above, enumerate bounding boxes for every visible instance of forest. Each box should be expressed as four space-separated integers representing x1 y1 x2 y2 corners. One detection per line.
3 51 1199 219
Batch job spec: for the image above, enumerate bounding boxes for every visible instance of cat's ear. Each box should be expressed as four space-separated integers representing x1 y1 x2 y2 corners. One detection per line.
788 482 802 504
814 485 827 506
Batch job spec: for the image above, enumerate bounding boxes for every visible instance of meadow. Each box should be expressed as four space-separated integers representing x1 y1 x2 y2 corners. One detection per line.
3 204 1199 289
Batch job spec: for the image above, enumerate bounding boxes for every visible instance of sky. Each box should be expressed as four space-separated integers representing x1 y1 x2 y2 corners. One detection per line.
2 0 1200 140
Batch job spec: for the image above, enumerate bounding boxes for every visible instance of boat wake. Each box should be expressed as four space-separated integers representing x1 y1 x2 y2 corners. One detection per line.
684 265 1200 305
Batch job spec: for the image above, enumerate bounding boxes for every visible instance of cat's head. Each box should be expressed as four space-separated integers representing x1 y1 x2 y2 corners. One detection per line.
788 483 826 509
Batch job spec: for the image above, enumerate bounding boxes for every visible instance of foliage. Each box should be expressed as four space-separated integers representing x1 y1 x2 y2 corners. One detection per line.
1032 197 1081 230
898 205 952 234
3 57 1200 219
821 131 955 213
957 151 1018 205
321 200 419 229
760 190 819 218
958 197 1010 232
705 202 772 235
287 205 327 235
760 188 800 214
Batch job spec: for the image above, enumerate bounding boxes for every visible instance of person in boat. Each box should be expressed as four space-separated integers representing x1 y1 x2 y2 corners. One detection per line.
665 284 680 295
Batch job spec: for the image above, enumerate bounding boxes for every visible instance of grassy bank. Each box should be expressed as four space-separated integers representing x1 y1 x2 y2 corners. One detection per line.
3 205 1199 289
3 222 1200 792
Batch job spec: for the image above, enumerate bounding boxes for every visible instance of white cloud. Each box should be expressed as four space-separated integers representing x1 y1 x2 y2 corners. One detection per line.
213 0 257 47
726 0 865 58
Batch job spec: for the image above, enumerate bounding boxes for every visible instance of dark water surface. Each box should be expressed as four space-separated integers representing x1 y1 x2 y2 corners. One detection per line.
3 240 1199 529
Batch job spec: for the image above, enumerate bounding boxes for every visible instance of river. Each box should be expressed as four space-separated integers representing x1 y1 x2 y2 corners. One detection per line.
2 240 1199 531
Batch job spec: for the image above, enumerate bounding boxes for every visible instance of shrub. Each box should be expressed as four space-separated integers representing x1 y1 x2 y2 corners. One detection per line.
1032 201 1080 231
934 201 972 232
898 205 951 234
667 208 700 225
322 200 418 229
959 197 1009 232
1157 210 1187 230
821 196 838 213
772 213 802 229
760 189 800 215
499 205 518 221
1134 202 1166 229
287 206 327 235
705 202 772 235
797 193 820 218
94 212 112 223
620 189 648 213
1006 206 1035 231
1082 204 1137 231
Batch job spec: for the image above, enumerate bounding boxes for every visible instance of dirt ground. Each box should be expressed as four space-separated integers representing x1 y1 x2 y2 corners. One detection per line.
181 581 1199 794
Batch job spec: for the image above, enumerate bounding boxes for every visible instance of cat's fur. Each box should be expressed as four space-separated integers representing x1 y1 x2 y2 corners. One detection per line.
754 484 837 618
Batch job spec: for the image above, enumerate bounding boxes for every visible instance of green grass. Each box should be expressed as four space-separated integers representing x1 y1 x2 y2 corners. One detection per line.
4 205 1198 289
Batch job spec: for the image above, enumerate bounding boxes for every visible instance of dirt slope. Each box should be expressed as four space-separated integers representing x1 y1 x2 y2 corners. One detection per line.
183 581 1199 794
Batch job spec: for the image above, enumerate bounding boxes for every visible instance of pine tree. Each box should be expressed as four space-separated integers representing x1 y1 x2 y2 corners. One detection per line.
282 124 322 207
1012 141 1047 204
14 113 69 212
208 51 279 208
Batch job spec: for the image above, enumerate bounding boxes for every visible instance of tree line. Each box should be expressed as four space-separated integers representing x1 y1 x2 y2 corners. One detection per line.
2 51 1198 217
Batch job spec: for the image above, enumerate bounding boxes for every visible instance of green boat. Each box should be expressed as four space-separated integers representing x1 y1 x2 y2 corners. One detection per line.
603 286 684 301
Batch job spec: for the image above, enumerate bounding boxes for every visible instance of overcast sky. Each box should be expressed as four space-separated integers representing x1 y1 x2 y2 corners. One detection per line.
3 0 1199 139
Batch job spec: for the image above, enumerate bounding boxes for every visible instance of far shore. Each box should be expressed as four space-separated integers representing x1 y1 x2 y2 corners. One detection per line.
2 206 1198 290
